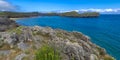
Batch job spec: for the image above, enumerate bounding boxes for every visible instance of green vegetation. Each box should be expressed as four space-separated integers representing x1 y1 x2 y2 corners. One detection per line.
60 11 79 17
8 26 25 34
96 46 106 56
96 46 115 60
40 12 59 16
56 32 67 39
35 45 61 60
22 57 29 60
104 55 115 60
0 11 99 18
24 50 30 54
0 11 40 18
60 11 99 17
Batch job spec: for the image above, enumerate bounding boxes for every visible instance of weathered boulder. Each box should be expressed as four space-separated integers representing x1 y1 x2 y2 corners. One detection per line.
17 42 30 51
0 50 11 56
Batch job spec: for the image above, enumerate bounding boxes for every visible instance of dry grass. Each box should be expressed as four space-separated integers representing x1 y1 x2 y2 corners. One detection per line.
0 43 11 50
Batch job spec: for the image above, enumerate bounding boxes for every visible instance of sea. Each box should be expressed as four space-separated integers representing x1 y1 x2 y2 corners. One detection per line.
16 14 120 60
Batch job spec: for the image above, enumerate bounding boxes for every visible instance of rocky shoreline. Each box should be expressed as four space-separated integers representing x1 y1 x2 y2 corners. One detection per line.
0 17 115 60
0 26 115 60
0 17 19 31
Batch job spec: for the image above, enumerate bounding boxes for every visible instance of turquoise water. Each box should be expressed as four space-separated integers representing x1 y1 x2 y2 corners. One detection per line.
16 15 120 60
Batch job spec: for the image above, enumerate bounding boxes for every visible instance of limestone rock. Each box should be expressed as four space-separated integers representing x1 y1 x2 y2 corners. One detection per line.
15 53 27 60
0 26 115 60
17 42 29 51
0 50 11 56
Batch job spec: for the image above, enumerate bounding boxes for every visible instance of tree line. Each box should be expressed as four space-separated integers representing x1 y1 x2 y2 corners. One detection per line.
0 11 40 18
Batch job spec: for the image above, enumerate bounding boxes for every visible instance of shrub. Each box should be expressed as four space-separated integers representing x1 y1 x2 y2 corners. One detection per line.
35 45 61 60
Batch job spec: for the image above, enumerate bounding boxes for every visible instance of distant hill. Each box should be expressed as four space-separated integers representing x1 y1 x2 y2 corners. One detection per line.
41 11 100 18
0 11 99 18
0 11 40 18
60 11 99 18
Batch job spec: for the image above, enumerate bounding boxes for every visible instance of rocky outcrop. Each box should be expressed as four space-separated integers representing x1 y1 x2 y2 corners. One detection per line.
0 26 115 60
15 53 27 60
0 17 19 31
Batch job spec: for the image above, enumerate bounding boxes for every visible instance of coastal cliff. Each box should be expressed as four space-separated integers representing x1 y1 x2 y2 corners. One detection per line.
0 25 114 60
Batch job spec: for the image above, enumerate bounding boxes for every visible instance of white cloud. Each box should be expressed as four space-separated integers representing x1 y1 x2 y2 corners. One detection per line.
59 8 120 14
79 8 120 13
0 0 16 11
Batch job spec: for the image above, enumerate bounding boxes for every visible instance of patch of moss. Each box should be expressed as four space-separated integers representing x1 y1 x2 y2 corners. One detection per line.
96 46 106 56
24 50 30 54
70 40 77 43
32 31 50 38
31 45 37 50
104 55 115 60
22 56 29 60
56 32 67 39
8 26 25 34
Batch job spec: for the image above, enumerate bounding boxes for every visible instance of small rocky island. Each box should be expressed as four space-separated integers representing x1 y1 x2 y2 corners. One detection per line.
0 17 115 60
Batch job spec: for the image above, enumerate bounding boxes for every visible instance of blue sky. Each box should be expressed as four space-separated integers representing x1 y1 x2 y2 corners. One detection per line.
0 0 120 13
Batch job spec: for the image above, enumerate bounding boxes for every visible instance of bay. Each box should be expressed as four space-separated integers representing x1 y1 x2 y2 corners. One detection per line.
16 14 120 60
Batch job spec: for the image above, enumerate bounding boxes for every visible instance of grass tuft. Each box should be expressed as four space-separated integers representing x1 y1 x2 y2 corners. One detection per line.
35 45 61 60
